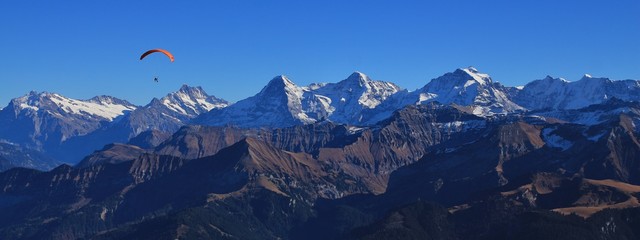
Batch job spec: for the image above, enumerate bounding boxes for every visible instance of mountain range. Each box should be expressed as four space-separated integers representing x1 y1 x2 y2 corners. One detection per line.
3 67 638 168
1 67 640 239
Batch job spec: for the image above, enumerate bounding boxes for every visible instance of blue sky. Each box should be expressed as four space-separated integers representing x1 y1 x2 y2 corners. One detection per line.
1 0 639 106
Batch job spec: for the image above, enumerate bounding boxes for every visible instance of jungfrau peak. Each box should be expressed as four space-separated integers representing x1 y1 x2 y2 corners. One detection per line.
409 66 524 115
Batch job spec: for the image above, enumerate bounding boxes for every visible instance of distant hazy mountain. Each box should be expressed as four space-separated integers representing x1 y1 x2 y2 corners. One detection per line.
0 140 61 171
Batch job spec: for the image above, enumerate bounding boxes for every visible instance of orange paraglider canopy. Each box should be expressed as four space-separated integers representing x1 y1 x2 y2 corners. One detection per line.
140 49 174 62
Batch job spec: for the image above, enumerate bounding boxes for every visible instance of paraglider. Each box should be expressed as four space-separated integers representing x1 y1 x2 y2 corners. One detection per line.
139 49 174 62
140 49 173 83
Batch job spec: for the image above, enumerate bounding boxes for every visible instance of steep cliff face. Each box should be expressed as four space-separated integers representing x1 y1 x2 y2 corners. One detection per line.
580 114 640 184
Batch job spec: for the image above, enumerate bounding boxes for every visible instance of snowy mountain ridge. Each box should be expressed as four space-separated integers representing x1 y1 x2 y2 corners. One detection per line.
193 67 640 128
405 67 524 116
3 67 640 131
10 91 137 121
1 68 640 169
514 74 640 110
193 72 403 127
157 84 228 118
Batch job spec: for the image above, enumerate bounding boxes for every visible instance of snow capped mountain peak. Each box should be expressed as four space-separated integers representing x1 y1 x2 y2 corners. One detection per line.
88 95 135 107
309 72 402 123
258 75 304 101
577 74 611 84
539 76 569 84
345 71 371 86
14 91 55 105
193 75 314 128
260 75 298 94
157 85 228 117
256 75 306 113
194 72 405 128
49 94 136 121
11 91 44 112
109 85 229 139
178 84 203 94
25 90 41 98
540 75 569 83
411 67 523 115
8 91 137 121
465 66 479 72
455 66 493 86
416 68 494 99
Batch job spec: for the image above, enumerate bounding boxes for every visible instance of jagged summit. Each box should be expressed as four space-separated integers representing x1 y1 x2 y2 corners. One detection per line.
194 72 402 128
344 71 371 86
540 75 569 83
452 66 493 86
311 71 402 123
88 95 136 107
577 74 611 84
193 75 313 128
177 84 207 97
407 67 522 115
120 84 228 135
156 84 228 117
260 75 298 93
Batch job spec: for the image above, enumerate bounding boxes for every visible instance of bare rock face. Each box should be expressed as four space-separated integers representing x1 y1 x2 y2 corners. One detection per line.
76 143 148 168
581 114 640 184
154 125 249 159
126 129 172 149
